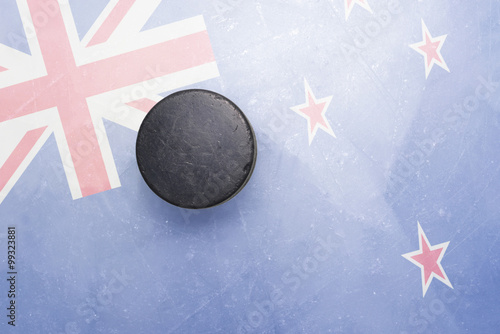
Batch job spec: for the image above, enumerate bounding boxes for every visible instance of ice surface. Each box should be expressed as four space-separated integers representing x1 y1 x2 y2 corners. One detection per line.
0 0 499 333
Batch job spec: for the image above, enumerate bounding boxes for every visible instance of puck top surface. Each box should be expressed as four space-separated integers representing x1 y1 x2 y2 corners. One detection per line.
136 89 257 209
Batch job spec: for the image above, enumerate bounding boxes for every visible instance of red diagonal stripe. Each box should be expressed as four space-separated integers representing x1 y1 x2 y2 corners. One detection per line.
0 127 47 193
87 0 136 47
126 98 157 113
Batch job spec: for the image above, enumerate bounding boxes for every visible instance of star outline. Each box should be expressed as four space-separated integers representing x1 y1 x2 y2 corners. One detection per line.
290 78 336 145
409 19 450 79
344 0 372 21
402 222 453 297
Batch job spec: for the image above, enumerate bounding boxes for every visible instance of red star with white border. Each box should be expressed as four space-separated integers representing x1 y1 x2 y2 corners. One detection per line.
402 222 453 297
410 19 450 79
345 0 372 21
291 79 336 145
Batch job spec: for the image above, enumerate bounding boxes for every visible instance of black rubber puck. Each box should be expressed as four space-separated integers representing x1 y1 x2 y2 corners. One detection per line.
136 89 257 209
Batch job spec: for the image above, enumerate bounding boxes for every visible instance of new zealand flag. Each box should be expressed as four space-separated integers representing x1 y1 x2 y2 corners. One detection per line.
1 0 499 333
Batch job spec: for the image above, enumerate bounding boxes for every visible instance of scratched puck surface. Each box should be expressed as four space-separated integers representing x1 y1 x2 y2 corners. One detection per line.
136 89 257 209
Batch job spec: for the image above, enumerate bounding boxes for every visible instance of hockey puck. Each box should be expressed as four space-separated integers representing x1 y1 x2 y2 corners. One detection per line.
136 89 257 209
